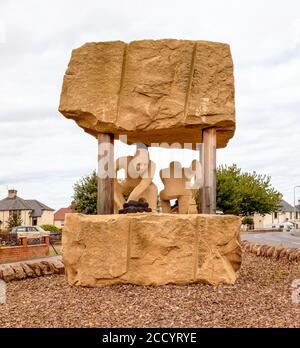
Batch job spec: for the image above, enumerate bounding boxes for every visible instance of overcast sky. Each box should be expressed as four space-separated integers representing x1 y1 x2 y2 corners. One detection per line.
0 0 300 210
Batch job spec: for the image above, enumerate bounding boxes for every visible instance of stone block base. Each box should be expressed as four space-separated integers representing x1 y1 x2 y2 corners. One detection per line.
62 213 241 286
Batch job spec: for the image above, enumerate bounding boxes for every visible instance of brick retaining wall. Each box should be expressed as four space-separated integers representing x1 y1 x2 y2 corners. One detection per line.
0 237 50 263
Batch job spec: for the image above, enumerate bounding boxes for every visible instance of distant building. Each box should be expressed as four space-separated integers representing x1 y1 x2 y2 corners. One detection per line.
295 201 300 220
0 189 54 230
54 207 73 228
253 199 300 229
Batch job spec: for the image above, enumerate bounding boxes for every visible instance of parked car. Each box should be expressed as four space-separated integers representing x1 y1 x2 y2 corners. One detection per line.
11 226 50 239
266 222 294 231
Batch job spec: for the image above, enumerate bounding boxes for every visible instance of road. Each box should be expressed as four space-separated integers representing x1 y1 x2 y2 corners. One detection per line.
241 231 300 248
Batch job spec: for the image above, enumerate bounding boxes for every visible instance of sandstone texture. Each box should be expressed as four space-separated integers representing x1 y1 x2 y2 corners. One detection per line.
62 213 241 286
59 39 235 148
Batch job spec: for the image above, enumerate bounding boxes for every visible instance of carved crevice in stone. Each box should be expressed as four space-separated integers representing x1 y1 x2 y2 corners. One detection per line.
116 43 128 125
184 42 197 120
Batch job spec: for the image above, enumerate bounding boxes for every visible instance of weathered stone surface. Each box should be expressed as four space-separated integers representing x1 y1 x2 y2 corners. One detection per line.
0 265 16 282
20 263 36 278
59 39 235 148
12 264 26 280
27 263 42 277
0 258 65 282
51 260 65 275
241 241 300 262
40 261 55 275
63 213 241 286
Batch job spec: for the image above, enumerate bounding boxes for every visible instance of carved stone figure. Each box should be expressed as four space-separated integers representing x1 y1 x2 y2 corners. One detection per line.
114 146 158 212
159 160 202 214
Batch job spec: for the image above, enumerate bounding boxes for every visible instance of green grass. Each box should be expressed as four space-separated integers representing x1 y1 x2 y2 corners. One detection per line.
49 245 62 256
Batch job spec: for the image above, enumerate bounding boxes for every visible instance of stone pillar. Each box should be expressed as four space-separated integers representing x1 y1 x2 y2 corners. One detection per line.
97 133 115 214
200 128 217 214
43 236 50 245
21 237 28 248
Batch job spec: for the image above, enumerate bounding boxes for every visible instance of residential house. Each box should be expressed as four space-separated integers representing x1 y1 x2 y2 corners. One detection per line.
0 189 54 230
295 201 300 220
54 207 73 228
294 201 300 227
253 199 299 229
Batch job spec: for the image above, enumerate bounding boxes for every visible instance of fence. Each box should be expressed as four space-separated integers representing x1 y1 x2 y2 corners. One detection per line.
49 232 62 244
0 233 21 246
0 236 50 264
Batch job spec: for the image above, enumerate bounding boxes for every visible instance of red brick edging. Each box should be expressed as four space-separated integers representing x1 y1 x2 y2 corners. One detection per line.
241 240 300 262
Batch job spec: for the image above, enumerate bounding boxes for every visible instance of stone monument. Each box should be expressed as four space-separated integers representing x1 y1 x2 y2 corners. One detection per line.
59 39 241 286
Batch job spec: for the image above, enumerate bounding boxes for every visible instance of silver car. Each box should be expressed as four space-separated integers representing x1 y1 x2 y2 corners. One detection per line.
11 226 50 239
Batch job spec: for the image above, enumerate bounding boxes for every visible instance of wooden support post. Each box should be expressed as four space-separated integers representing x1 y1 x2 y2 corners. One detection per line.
200 128 217 214
97 133 114 214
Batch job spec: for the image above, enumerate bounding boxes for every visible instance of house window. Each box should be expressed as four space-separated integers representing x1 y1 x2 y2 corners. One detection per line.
9 210 21 217
274 212 278 219
296 212 299 220
290 212 293 219
32 218 38 226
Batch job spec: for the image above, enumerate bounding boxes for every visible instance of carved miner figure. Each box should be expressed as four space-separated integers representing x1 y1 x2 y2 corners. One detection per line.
114 145 158 212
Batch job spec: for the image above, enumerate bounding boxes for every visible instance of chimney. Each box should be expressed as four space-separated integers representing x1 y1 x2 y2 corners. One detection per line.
8 189 17 199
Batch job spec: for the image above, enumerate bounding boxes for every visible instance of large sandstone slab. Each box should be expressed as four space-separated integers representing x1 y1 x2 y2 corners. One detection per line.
62 213 241 286
59 39 235 148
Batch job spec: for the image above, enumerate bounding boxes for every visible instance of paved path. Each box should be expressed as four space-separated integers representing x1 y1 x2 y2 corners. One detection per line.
1 255 62 266
242 231 300 248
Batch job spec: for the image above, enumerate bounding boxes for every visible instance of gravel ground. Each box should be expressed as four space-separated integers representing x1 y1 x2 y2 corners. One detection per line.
0 252 299 328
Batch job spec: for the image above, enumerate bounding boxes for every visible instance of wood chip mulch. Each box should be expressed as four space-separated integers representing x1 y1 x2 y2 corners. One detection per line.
0 252 299 328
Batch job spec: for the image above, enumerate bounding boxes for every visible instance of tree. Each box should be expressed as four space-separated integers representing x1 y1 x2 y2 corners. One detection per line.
40 224 61 233
216 164 281 216
75 164 282 217
73 171 98 214
241 216 254 230
6 211 23 231
72 172 133 214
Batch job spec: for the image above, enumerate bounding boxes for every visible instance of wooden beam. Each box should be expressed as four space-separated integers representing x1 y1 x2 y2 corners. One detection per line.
200 128 216 214
97 133 114 214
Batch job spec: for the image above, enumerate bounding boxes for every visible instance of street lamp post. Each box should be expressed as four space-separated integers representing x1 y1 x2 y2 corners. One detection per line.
294 185 300 229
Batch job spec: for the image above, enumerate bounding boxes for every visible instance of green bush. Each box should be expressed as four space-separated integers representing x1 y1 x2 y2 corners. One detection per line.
40 224 61 233
6 212 23 231
241 216 254 226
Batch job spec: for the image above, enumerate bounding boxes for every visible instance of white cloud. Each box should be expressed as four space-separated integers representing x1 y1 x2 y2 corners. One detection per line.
0 0 300 208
